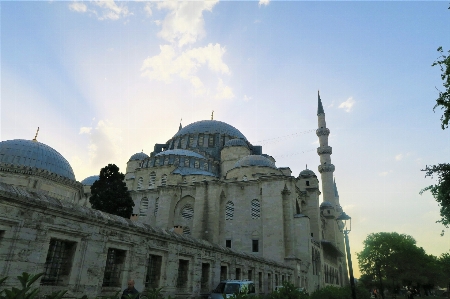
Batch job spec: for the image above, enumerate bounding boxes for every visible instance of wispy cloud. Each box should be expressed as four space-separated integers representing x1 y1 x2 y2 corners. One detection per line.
338 97 355 112
395 153 403 161
69 1 87 13
68 0 131 20
215 79 234 100
243 95 252 102
259 0 270 7
379 170 393 176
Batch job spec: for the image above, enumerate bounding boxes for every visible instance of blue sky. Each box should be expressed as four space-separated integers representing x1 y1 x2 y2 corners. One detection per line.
2 1 449 277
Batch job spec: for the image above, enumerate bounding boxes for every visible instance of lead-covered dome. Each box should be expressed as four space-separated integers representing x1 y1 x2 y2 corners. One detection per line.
81 175 99 186
224 138 248 148
173 120 247 141
234 155 277 169
129 151 149 161
300 169 316 178
0 139 75 180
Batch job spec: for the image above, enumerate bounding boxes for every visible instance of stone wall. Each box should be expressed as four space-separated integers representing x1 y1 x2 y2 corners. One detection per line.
0 182 294 298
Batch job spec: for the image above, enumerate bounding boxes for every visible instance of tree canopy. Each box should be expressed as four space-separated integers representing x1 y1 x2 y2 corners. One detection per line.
432 46 450 130
357 232 445 289
89 164 134 218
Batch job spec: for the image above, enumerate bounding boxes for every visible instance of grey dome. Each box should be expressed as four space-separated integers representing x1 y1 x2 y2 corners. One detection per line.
129 152 149 161
173 120 247 141
0 139 75 180
224 139 248 148
320 201 334 208
234 155 277 169
155 149 205 159
81 175 99 186
300 169 316 178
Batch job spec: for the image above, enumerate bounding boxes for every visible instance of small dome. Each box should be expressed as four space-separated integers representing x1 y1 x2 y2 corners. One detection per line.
173 120 247 141
81 175 99 186
0 139 75 180
155 149 205 159
300 169 316 178
234 155 277 169
320 201 334 209
129 152 149 161
224 139 248 148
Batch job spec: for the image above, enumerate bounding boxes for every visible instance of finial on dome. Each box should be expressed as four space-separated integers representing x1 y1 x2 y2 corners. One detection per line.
306 164 308 169
179 118 183 131
32 127 39 142
211 110 214 120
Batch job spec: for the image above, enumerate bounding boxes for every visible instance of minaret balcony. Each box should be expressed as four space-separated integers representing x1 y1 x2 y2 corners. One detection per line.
316 128 330 137
317 146 332 155
318 164 335 173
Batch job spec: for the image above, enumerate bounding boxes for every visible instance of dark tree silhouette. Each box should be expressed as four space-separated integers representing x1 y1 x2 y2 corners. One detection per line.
89 164 134 218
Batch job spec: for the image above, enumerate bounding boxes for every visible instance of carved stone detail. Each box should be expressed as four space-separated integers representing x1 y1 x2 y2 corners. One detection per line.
316 128 330 137
318 164 335 173
317 146 332 155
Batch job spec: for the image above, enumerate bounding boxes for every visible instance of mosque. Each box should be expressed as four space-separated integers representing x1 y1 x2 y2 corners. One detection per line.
0 93 349 297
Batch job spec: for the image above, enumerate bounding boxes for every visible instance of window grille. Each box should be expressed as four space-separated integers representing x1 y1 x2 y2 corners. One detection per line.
189 136 194 147
164 157 169 165
192 177 196 183
177 260 189 288
198 135 204 146
184 158 190 167
225 201 234 220
194 160 199 168
41 239 75 286
139 197 149 217
251 199 260 219
182 226 191 235
137 177 143 190
149 172 156 189
208 136 214 147
181 204 194 220
161 174 167 186
174 158 179 165
203 163 208 171
155 158 160 166
154 198 159 216
102 248 126 287
145 255 162 288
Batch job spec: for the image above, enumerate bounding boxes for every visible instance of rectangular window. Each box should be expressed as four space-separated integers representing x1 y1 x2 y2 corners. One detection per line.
102 248 126 287
145 255 162 288
198 134 204 146
208 135 214 147
226 239 231 248
247 269 253 281
41 239 76 286
236 268 241 280
220 266 227 281
252 240 259 252
201 263 210 291
306 181 310 186
282 275 285 283
258 272 263 292
268 273 272 292
177 259 189 288
275 274 278 286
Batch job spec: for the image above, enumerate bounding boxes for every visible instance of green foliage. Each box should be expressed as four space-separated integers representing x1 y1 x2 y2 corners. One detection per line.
0 272 44 299
45 290 68 299
432 46 450 130
122 293 139 299
309 285 369 299
89 164 134 218
142 287 164 299
420 163 450 233
270 281 308 299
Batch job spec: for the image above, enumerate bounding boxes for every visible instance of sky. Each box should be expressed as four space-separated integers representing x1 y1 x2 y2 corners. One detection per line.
1 1 450 278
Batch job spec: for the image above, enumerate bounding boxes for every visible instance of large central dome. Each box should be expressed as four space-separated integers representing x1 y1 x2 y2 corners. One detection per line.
173 120 247 141
0 139 76 180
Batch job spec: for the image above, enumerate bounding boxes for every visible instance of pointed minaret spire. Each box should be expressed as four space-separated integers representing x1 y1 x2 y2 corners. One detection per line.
32 127 39 142
334 177 339 197
179 118 182 131
211 110 214 120
317 90 325 116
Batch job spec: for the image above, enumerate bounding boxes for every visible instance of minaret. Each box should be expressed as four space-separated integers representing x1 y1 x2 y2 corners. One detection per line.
317 91 336 206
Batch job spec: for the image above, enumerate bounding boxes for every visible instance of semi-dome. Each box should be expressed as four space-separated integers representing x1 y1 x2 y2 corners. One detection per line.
129 152 149 161
0 139 75 180
320 201 334 208
224 139 248 148
81 175 99 186
173 120 247 141
300 169 316 178
155 149 205 159
234 155 277 169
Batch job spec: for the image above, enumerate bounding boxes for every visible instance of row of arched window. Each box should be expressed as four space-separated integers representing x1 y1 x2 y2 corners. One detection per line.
139 197 159 217
324 264 339 285
225 199 260 220
137 173 167 190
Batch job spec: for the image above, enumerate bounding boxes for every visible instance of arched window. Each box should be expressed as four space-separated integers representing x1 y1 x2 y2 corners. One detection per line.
139 197 149 217
137 177 143 190
194 160 199 168
154 198 159 216
242 175 248 181
183 177 187 184
183 226 191 235
161 174 167 186
164 157 169 165
225 201 234 220
181 204 194 220
149 172 156 189
203 163 208 171
184 158 190 167
192 177 196 183
251 199 260 219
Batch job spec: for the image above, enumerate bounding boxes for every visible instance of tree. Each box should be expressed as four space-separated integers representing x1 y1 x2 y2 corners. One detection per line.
89 164 134 218
439 253 450 290
432 46 450 130
356 233 433 289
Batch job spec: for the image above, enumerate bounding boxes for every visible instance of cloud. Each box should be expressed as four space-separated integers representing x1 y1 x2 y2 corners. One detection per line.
379 170 393 176
243 95 252 102
338 97 355 112
80 120 123 169
68 0 131 20
141 43 230 95
215 79 234 100
259 0 270 7
69 1 87 13
395 154 403 161
144 2 152 17
157 0 219 47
